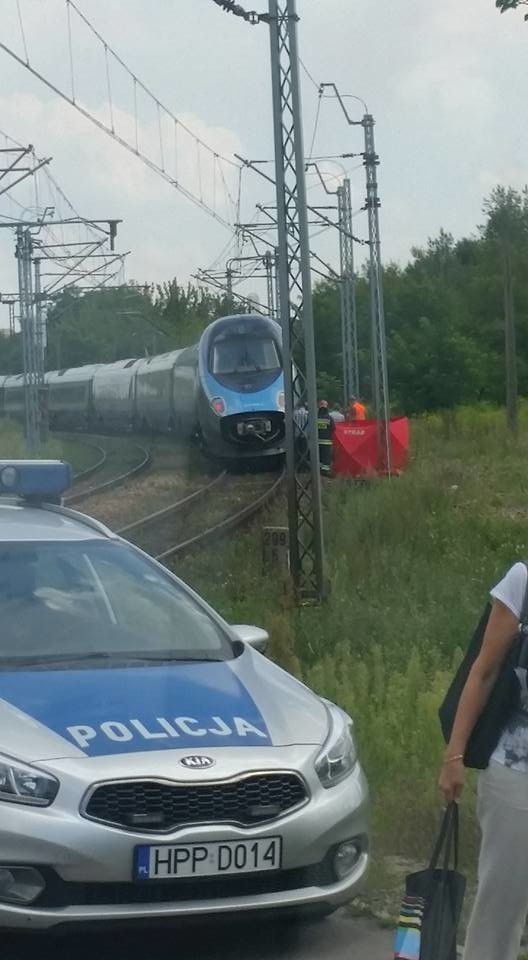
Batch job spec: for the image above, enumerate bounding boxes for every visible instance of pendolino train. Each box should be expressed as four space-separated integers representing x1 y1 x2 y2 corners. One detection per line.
0 314 286 461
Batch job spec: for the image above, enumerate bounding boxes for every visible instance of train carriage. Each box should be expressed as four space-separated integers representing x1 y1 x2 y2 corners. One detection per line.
92 359 140 431
171 345 199 436
135 350 181 433
3 374 26 421
46 364 101 430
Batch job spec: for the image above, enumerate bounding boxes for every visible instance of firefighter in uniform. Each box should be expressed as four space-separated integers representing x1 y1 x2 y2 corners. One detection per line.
317 399 334 476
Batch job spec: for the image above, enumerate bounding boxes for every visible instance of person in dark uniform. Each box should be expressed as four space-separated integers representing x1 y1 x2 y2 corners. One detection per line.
317 399 333 476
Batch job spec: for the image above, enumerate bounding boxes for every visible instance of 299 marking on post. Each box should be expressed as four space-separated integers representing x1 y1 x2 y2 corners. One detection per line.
135 836 282 880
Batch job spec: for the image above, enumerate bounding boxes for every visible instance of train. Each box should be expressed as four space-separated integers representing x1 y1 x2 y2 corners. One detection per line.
0 314 287 461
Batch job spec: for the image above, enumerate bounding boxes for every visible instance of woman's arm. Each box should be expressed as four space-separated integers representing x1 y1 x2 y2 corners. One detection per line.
439 599 519 803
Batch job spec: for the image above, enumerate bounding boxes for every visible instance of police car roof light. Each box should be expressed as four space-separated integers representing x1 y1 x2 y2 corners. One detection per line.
0 460 73 499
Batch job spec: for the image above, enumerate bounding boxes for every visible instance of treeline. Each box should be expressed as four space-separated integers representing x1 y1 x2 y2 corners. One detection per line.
1 186 527 418
0 281 239 375
315 186 528 416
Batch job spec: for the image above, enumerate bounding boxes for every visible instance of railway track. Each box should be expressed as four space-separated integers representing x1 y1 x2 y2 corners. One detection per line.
119 470 284 563
70 439 107 482
63 434 151 505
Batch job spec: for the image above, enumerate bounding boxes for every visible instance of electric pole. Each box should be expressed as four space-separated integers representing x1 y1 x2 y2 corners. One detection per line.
337 178 359 405
226 266 234 311
318 85 392 473
15 227 41 454
211 0 329 599
363 114 391 472
503 236 518 434
268 0 326 602
1 215 123 455
263 250 275 318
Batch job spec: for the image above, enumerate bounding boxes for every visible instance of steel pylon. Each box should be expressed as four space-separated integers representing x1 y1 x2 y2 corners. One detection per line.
268 0 326 602
337 178 359 405
15 226 42 454
363 115 391 473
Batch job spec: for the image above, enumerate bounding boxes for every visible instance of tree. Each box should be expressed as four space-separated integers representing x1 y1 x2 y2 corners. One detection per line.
483 187 528 434
496 0 528 17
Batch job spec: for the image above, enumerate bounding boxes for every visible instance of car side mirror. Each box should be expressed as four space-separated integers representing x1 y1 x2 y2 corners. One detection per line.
230 624 269 654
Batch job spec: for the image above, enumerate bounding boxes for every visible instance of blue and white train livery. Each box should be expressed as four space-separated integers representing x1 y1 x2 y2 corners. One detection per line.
0 314 286 462
197 314 285 458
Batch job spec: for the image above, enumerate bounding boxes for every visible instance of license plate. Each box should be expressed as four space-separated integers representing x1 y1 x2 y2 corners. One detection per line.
134 836 282 881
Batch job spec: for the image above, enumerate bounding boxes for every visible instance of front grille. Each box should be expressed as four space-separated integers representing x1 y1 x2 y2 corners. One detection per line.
34 859 336 908
221 412 284 448
84 773 308 832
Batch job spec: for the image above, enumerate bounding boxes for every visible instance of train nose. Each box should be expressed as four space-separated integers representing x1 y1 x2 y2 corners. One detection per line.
220 413 283 448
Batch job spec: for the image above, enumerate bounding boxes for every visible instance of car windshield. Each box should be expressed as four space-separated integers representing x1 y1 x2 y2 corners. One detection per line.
0 540 233 668
211 335 280 375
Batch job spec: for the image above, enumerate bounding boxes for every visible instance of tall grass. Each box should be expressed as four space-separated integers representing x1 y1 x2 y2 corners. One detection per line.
177 407 528 890
0 420 63 460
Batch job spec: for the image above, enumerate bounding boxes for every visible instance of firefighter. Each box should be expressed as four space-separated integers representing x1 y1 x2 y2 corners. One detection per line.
346 395 367 421
317 399 333 476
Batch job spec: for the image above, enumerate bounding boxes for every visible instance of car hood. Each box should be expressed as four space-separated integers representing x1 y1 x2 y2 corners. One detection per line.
0 649 329 762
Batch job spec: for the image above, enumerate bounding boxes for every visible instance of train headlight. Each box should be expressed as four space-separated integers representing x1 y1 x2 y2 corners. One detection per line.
277 392 285 411
210 397 226 416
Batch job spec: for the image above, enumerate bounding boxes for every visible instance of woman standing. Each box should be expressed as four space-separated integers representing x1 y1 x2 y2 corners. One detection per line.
439 561 528 960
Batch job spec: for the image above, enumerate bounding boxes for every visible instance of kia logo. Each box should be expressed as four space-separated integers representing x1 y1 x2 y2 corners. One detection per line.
179 755 216 769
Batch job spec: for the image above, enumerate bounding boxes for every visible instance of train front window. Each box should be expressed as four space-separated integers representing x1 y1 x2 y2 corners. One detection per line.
211 336 280 375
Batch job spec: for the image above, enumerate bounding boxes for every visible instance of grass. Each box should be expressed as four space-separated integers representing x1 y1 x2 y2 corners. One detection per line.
175 403 528 935
0 420 64 461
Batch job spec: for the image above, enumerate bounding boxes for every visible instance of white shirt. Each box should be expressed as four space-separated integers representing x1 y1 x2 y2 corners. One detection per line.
490 562 528 771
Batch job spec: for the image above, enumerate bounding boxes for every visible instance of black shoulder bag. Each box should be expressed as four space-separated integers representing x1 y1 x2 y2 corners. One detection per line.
439 562 528 769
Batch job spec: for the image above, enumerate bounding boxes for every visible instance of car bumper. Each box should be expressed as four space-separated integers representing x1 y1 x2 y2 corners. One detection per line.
0 762 368 930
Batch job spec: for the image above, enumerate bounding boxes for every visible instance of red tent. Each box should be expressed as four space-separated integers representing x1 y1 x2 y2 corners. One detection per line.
332 417 410 478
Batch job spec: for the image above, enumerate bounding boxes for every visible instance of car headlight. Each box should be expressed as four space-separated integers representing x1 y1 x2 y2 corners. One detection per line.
0 754 59 807
315 702 357 789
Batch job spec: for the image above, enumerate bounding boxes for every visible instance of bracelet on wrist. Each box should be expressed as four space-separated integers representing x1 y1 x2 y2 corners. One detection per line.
443 753 464 765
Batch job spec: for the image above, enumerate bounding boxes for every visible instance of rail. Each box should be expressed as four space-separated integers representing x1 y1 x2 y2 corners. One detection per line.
155 471 284 562
116 471 226 536
65 439 151 505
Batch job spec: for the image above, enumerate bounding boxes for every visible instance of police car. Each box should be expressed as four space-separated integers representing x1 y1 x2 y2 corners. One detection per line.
0 461 369 929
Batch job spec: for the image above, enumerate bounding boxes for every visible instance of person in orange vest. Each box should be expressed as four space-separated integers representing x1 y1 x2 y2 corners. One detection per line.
346 395 367 421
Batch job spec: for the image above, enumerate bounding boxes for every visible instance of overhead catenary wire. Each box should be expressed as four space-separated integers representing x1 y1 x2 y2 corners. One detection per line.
16 0 29 64
0 130 127 305
0 1 244 230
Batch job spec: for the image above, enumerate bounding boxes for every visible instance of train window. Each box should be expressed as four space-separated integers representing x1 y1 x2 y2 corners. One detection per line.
211 335 280 375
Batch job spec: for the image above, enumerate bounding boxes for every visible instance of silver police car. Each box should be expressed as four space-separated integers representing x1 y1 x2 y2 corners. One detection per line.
0 460 369 930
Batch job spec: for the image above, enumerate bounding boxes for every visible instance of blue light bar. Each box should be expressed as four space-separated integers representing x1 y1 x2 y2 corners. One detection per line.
0 460 73 498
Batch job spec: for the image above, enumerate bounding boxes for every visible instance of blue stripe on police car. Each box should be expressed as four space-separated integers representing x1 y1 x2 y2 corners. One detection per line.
0 663 272 756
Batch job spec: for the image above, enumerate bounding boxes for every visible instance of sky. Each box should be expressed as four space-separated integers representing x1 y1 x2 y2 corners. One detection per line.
0 0 526 328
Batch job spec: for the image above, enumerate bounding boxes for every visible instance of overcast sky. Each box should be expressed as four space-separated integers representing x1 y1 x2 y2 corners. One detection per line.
0 0 525 327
